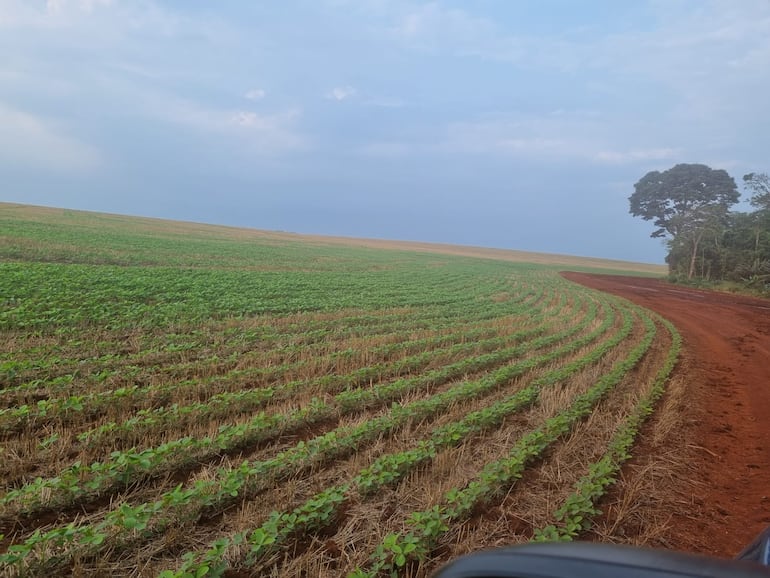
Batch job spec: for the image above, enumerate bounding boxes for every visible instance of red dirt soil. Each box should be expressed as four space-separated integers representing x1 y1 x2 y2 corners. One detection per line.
563 272 770 558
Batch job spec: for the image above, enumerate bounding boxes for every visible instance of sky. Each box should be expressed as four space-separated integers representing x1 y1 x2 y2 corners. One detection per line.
2 1 770 264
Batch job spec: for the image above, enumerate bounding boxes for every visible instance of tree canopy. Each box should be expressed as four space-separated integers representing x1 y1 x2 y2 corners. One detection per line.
743 172 770 212
629 163 739 240
629 163 740 280
628 165 770 288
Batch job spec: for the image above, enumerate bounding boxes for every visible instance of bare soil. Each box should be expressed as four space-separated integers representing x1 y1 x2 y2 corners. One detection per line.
562 272 770 558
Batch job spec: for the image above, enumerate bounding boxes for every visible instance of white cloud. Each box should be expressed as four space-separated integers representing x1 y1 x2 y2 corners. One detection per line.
392 2 532 65
244 88 266 100
564 2 770 137
149 95 308 153
394 3 492 45
231 111 261 127
46 0 113 15
440 116 586 159
0 0 114 28
439 113 681 166
0 102 100 171
1 0 222 44
326 86 357 101
373 1 769 165
594 148 681 164
384 0 770 90
326 87 402 107
0 0 29 26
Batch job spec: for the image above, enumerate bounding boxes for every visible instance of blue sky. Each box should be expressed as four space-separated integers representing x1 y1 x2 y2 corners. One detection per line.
3 0 770 263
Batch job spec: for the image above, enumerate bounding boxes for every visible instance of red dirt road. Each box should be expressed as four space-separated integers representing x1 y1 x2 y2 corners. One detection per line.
563 272 770 558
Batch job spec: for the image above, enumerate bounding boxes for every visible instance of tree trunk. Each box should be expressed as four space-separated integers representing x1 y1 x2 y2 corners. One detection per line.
688 232 703 280
755 228 761 273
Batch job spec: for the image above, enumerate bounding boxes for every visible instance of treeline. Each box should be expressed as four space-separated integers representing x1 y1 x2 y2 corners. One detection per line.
630 165 770 290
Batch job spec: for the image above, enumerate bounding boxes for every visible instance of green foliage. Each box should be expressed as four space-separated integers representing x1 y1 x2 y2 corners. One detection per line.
629 163 739 240
744 172 770 211
534 316 681 542
629 165 770 288
350 307 657 576
0 206 680 576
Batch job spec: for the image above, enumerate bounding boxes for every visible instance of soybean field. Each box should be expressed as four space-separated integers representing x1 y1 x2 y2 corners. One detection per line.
0 204 679 577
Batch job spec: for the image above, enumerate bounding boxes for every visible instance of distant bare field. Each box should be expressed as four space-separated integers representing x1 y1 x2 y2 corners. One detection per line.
307 235 666 275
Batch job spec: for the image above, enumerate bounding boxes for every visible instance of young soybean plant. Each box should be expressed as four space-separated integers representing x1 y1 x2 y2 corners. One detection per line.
0 295 604 575
534 316 681 542
351 310 655 577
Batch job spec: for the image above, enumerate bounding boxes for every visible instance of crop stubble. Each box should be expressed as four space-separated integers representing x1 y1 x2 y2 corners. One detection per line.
0 205 680 577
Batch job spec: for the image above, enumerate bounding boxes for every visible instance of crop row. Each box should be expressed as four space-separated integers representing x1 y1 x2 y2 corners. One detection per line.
70 304 569 452
533 315 681 541
0 293 602 518
1 280 545 393
0 287 563 437
348 309 657 577
0 298 621 572
157 303 637 578
0 285 553 399
0 261 534 333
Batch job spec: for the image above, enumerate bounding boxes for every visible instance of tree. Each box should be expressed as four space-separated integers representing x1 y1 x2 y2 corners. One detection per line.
722 211 770 280
740 172 770 280
629 163 739 279
743 172 770 211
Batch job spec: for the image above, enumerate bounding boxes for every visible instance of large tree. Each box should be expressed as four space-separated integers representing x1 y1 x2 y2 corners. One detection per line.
740 172 770 278
629 163 739 279
743 172 770 212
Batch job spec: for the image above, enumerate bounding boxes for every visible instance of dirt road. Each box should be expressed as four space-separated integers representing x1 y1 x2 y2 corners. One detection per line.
562 272 770 558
